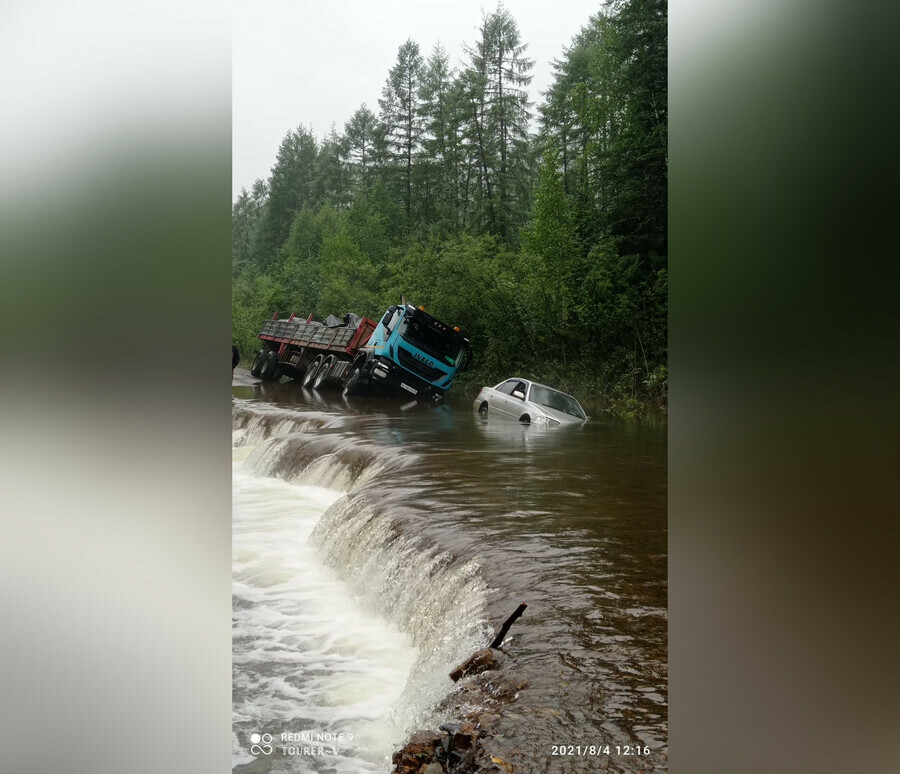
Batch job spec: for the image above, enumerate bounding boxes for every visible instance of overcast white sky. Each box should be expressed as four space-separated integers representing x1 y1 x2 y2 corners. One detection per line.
233 0 604 199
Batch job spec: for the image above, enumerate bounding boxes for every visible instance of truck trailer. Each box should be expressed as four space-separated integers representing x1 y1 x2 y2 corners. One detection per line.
249 303 471 401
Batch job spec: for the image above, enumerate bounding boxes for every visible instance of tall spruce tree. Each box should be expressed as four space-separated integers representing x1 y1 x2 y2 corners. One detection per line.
379 39 424 230
462 5 533 240
316 126 352 208
456 58 494 232
343 105 384 188
418 43 460 233
258 126 319 266
485 5 533 238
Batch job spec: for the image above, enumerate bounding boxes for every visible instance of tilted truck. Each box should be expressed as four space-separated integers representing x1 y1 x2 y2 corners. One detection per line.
249 303 471 401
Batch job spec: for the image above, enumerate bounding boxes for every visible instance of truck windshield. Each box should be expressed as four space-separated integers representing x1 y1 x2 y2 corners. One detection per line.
397 315 467 367
528 385 587 420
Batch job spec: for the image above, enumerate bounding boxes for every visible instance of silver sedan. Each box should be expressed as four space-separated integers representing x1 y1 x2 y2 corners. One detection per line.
473 378 587 425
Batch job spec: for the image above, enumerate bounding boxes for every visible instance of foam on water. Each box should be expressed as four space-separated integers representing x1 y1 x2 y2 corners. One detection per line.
233 463 416 771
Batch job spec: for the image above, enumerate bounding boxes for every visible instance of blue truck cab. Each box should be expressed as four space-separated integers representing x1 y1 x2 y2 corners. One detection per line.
346 304 471 400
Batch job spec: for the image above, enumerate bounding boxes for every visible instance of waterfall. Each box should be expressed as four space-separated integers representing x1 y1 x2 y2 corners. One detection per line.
233 403 489 771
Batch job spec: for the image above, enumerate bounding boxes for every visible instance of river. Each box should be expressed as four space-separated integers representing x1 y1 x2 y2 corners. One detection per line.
232 373 667 773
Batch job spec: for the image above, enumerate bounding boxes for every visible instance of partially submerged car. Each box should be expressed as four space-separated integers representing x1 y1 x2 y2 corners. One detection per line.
473 378 587 425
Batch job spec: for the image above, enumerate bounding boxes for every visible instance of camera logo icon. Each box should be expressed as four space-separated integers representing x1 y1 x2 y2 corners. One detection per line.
250 733 273 755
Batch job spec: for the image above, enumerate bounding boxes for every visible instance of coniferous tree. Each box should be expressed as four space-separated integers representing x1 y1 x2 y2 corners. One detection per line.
540 14 613 246
455 62 493 233
232 189 253 273
317 126 352 208
484 5 534 238
278 203 323 316
463 5 534 240
258 126 319 266
379 39 424 230
418 43 457 233
343 105 384 188
607 0 667 262
232 178 269 273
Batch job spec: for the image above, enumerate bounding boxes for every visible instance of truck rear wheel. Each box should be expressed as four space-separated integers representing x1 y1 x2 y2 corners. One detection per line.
313 356 334 390
260 351 279 380
250 349 264 378
302 356 322 388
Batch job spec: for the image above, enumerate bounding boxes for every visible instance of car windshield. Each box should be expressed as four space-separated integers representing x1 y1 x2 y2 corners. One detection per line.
397 315 467 366
528 384 586 420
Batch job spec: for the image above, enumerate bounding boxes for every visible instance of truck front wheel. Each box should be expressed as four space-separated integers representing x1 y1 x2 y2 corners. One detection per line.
342 364 364 397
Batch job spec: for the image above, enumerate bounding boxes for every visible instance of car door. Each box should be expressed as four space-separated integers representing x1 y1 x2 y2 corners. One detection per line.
507 380 529 418
494 379 528 417
491 379 519 417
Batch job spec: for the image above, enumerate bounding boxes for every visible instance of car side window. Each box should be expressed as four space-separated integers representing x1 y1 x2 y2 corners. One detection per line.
512 382 527 398
497 380 518 395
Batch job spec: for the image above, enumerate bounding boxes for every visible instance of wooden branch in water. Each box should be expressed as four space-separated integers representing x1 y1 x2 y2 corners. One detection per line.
489 603 527 650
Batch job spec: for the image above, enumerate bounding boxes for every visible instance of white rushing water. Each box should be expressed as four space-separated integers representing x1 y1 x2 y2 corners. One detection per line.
232 427 489 773
233 457 416 772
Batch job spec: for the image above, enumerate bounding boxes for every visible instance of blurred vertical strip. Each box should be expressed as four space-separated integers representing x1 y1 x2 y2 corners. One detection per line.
671 1 899 773
0 2 232 773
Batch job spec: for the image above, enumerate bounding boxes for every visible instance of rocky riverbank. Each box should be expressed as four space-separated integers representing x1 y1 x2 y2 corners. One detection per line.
392 648 529 774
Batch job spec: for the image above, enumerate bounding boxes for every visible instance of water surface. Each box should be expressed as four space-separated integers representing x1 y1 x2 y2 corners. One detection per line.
233 375 667 773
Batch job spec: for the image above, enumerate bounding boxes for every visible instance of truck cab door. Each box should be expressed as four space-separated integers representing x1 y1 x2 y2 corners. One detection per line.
371 306 400 351
380 306 402 338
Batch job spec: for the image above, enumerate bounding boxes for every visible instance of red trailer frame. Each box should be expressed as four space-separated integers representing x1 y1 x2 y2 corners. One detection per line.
253 312 377 385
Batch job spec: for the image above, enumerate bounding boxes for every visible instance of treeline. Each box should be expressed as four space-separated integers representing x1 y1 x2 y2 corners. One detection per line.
233 0 667 415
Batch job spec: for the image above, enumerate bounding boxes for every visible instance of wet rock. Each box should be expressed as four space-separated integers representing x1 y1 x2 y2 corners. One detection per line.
449 648 507 682
473 713 501 733
453 720 477 750
392 730 442 774
452 749 483 773
395 645 530 773
472 672 527 702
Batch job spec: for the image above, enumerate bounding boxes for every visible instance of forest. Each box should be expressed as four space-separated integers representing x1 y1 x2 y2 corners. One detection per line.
232 0 666 417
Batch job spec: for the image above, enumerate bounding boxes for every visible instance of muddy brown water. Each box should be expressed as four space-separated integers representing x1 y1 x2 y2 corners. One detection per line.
233 372 667 773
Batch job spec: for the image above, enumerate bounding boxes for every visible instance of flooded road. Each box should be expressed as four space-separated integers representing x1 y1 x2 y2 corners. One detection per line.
233 373 667 773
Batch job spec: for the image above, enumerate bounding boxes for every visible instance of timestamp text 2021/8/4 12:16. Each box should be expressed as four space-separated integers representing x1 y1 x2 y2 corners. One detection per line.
551 745 651 756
